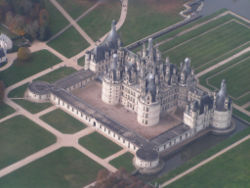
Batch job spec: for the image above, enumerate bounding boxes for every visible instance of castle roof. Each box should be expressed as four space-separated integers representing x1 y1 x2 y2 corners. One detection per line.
0 48 5 58
216 79 227 111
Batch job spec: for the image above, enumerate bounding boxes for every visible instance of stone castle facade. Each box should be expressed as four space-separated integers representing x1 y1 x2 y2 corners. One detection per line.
85 20 232 129
27 21 234 173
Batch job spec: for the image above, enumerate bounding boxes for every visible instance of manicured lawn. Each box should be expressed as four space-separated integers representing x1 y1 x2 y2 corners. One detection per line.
41 109 86 134
0 103 15 119
0 50 61 87
165 139 250 188
110 152 135 173
57 0 98 19
77 56 85 67
199 52 250 105
154 127 250 185
119 0 184 45
44 0 69 36
0 148 104 188
47 27 89 58
0 115 56 169
35 67 76 83
233 109 250 123
208 57 250 98
162 21 250 69
8 84 28 98
13 99 52 114
77 0 121 41
79 132 122 158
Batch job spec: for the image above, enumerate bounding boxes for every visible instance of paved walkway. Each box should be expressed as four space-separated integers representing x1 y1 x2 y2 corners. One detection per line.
48 1 101 43
49 0 95 45
0 52 17 71
0 0 129 179
104 148 127 162
160 135 250 188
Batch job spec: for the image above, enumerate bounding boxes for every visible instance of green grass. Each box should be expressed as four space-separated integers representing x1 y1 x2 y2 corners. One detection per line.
246 106 250 112
35 67 76 83
0 148 104 188
41 109 86 134
8 84 28 98
162 21 250 68
47 27 89 58
56 0 98 19
77 0 121 41
208 57 250 98
165 139 250 188
0 50 61 87
199 52 250 105
44 0 69 36
77 56 85 67
13 99 52 114
0 103 15 119
233 109 250 123
154 127 250 185
79 132 122 158
110 152 135 173
119 0 184 45
0 115 56 169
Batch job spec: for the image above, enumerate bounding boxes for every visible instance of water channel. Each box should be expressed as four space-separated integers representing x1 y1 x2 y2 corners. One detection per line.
139 117 249 182
201 0 250 19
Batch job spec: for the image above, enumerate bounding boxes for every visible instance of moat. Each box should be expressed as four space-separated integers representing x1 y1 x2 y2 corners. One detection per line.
138 117 249 181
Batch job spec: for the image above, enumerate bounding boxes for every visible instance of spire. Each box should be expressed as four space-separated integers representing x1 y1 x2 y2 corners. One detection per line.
215 79 227 111
218 79 227 97
147 38 153 52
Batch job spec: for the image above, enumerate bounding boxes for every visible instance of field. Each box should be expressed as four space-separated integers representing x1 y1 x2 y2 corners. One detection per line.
154 127 250 185
0 50 61 87
0 148 104 188
47 27 89 58
0 115 56 169
199 52 250 107
35 67 77 83
77 0 121 41
44 0 69 36
41 109 86 134
57 0 98 19
159 20 250 70
0 103 15 119
110 152 135 173
79 132 122 158
119 0 184 45
165 139 250 188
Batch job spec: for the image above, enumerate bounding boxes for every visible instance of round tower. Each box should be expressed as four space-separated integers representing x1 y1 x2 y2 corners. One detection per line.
212 80 233 132
137 74 160 126
102 54 122 105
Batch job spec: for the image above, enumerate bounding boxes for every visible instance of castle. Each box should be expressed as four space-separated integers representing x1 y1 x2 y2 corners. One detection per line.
27 20 234 173
85 20 232 129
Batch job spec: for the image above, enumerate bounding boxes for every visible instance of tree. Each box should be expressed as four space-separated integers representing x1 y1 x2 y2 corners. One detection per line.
0 80 5 102
39 9 49 26
17 47 31 62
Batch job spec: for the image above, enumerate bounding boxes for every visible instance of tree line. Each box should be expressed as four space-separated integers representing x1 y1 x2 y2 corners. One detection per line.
0 0 50 41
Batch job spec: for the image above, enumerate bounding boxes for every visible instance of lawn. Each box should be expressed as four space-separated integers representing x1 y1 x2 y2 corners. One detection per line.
13 99 52 114
119 0 184 45
165 139 250 188
154 127 250 185
44 0 69 36
56 0 98 19
0 115 56 170
35 67 76 83
208 57 250 98
0 103 15 119
110 152 135 173
0 148 104 188
77 0 121 41
199 52 250 105
47 27 89 58
0 50 61 87
41 109 86 134
161 21 250 70
77 56 85 67
79 132 122 158
8 84 28 98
